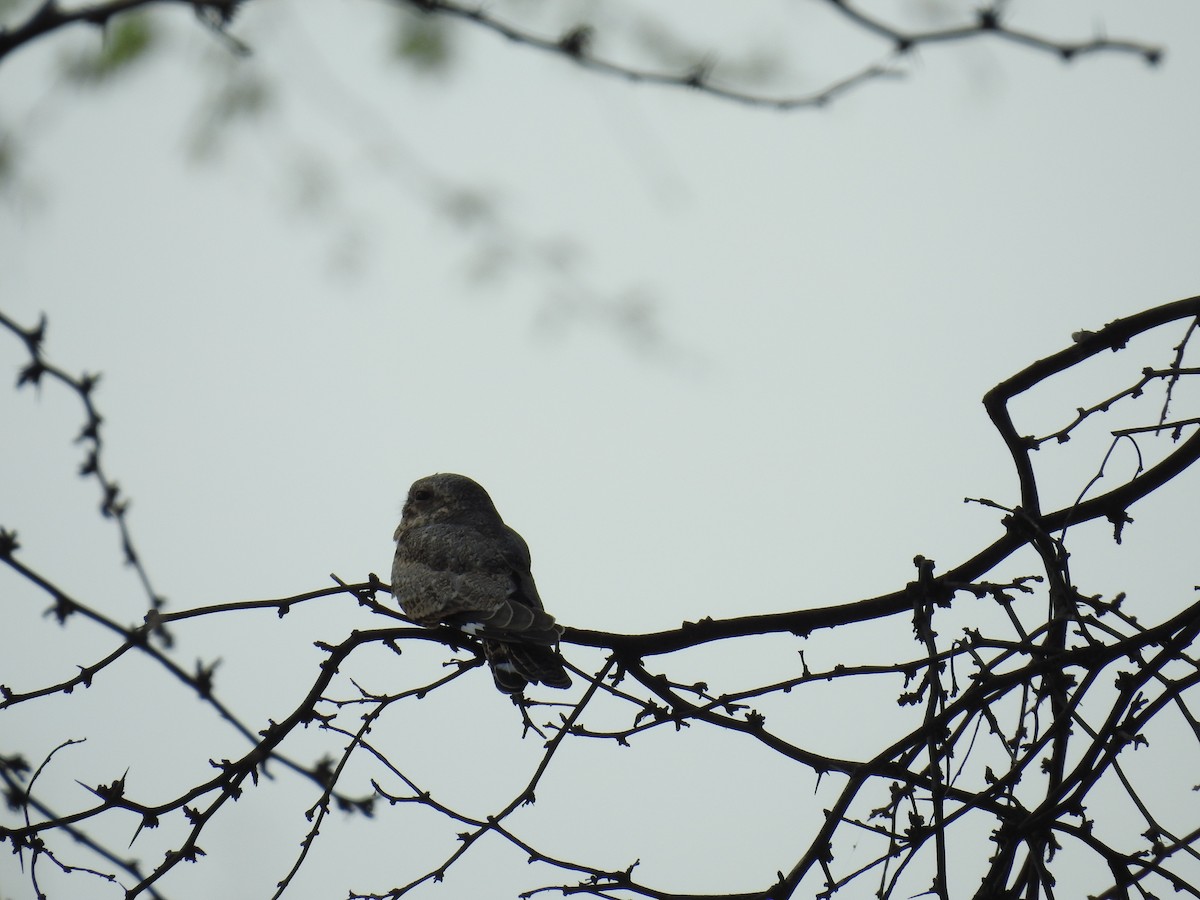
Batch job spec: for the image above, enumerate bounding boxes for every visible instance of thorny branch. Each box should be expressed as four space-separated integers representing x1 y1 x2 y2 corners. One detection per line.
3 296 1200 899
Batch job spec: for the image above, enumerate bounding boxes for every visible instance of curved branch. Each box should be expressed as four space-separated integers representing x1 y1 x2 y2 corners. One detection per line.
565 296 1200 657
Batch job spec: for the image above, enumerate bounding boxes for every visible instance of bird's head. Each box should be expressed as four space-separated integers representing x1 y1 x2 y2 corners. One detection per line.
400 473 501 529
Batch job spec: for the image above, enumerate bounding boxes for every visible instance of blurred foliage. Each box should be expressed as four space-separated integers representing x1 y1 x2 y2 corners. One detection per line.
0 0 27 27
60 13 158 86
0 127 12 187
187 64 272 161
391 9 454 74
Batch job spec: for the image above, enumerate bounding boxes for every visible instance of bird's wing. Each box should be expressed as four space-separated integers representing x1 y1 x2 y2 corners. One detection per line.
469 523 562 643
394 523 561 641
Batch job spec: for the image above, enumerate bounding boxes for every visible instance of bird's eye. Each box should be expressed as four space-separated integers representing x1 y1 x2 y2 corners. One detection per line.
412 488 433 502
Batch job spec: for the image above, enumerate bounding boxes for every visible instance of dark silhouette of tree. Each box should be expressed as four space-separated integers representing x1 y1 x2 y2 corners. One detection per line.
3 294 1200 899
2 4 1197 900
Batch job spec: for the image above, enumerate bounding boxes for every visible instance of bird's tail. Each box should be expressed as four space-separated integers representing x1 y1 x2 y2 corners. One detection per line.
484 640 572 694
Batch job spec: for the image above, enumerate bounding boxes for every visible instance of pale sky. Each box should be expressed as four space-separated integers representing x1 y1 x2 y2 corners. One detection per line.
3 1 1200 897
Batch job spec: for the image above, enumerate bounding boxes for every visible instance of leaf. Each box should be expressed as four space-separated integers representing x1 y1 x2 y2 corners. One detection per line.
61 13 158 86
392 13 453 74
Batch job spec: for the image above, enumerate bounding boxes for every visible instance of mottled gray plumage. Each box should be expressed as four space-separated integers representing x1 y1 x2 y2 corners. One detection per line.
391 473 572 693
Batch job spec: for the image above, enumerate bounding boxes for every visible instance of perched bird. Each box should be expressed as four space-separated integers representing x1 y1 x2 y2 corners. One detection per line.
391 473 572 694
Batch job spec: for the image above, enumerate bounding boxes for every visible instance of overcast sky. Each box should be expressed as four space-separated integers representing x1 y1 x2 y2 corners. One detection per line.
3 1 1199 898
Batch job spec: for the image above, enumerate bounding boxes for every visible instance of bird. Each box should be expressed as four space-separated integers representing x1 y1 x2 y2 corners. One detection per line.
391 473 572 694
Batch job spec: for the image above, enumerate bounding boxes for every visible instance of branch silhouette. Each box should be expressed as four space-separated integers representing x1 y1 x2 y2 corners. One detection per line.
4 296 1200 898
0 0 1163 109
